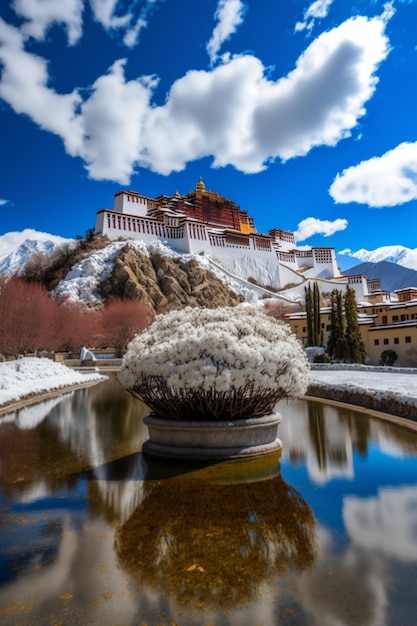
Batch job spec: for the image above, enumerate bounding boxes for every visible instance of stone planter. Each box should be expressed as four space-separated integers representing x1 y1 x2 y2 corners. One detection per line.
142 412 282 460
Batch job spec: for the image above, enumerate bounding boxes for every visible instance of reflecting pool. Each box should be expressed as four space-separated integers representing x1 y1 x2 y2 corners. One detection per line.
1 377 417 625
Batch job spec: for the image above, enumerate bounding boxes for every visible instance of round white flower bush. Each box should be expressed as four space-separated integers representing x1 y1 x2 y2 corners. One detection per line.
118 305 310 421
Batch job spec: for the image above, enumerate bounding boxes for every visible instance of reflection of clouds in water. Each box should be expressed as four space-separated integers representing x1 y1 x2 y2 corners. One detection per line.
0 513 137 626
344 485 417 561
298 526 388 626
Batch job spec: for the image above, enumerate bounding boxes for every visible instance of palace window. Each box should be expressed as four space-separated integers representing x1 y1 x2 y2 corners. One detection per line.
374 339 379 345
394 338 399 344
383 338 389 345
405 336 412 343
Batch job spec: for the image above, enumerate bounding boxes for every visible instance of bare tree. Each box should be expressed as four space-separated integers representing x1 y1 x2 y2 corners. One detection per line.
99 298 153 355
0 277 55 357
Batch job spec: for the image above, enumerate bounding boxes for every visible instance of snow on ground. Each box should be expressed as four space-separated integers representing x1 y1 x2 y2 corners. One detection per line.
309 367 417 407
0 358 104 408
2 356 417 418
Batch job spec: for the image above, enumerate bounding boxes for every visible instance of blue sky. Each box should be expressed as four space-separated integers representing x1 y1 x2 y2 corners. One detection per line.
0 0 416 260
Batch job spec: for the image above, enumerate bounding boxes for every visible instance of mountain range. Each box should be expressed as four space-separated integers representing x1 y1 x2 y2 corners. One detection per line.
1 229 417 293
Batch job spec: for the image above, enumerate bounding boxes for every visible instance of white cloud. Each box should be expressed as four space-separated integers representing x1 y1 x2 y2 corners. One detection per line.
79 60 156 182
143 14 390 175
295 0 334 33
89 0 162 48
11 0 160 47
0 18 83 155
12 0 84 45
207 0 246 64
0 198 9 206
0 10 391 182
88 0 130 29
294 216 348 241
330 141 417 207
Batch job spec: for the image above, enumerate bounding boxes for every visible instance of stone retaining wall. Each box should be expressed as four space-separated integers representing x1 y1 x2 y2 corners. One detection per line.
307 383 417 422
311 363 417 374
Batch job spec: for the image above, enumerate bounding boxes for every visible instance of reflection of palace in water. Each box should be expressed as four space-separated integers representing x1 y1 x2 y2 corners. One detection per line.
0 384 415 510
1 382 417 625
279 398 366 483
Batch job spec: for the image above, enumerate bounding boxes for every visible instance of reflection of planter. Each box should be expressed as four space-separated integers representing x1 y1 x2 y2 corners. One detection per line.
116 466 317 613
142 412 282 460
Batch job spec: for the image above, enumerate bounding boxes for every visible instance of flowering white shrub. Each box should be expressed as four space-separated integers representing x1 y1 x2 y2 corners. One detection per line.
118 305 310 421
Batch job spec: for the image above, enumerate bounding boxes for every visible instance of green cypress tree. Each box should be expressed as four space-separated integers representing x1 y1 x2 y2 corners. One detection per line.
344 286 366 363
305 284 314 346
305 282 323 347
313 281 323 346
327 289 345 361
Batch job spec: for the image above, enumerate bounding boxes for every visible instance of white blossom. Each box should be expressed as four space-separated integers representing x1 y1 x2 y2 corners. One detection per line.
118 305 310 419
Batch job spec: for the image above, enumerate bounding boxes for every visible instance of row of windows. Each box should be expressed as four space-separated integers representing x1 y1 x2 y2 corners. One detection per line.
391 313 417 322
374 337 412 345
209 235 226 247
189 223 207 241
313 251 333 263
107 213 183 239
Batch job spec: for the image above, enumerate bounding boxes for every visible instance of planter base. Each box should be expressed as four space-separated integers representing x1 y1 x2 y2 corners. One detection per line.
143 412 282 461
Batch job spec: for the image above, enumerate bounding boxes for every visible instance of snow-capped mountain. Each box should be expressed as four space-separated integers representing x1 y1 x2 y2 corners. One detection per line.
339 245 417 271
0 229 73 275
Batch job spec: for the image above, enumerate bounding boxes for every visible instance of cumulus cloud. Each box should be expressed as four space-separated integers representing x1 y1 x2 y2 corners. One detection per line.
143 14 390 175
295 0 334 33
0 10 391 182
80 60 156 182
0 198 9 206
207 0 246 64
330 141 417 207
12 0 84 45
294 216 348 241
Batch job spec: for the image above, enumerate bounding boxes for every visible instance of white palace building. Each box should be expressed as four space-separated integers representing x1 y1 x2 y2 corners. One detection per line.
95 178 342 291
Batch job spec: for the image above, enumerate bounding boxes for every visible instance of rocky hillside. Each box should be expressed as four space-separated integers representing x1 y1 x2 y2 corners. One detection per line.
101 244 245 313
51 240 245 314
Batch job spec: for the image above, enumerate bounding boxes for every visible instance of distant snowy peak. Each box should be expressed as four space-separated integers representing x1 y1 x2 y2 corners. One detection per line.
0 229 73 275
340 245 417 271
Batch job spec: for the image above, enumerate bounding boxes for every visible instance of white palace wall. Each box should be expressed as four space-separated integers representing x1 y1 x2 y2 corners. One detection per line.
95 201 341 290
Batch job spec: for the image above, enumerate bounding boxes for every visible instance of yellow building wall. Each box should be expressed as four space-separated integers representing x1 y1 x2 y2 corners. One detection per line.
287 306 417 366
367 326 417 366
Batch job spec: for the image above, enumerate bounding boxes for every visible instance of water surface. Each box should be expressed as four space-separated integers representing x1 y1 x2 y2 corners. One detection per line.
0 377 417 625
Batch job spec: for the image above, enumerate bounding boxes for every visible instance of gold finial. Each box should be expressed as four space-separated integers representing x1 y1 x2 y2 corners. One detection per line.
196 176 205 192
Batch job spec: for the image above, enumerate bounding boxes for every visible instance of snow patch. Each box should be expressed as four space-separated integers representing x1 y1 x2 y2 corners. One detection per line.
0 358 104 408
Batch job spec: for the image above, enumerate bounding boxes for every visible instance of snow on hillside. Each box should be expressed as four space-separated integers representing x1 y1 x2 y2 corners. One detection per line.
0 229 73 275
51 239 273 307
52 240 128 306
340 245 417 271
0 358 104 409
